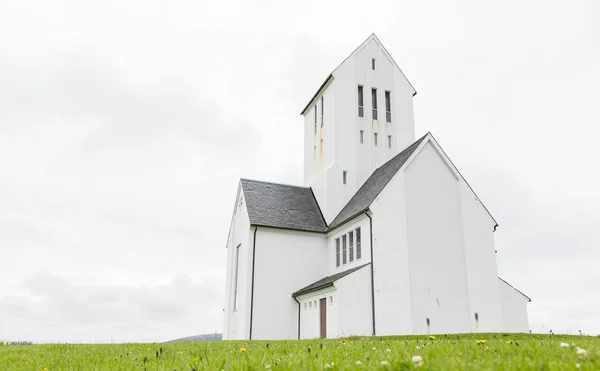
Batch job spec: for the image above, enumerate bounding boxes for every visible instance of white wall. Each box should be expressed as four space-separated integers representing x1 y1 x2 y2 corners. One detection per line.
334 265 373 337
459 180 504 332
297 266 371 339
404 141 471 334
327 215 371 276
223 184 253 340
499 278 530 333
370 172 413 336
298 287 336 340
304 35 417 224
251 227 328 340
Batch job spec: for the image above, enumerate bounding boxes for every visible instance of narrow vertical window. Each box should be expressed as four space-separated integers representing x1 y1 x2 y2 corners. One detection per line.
385 91 391 122
233 244 241 310
372 58 376 70
314 104 317 134
357 85 364 117
343 171 347 184
320 96 324 126
356 228 361 259
342 235 347 264
314 145 316 158
360 130 364 144
388 135 392 148
349 231 354 262
320 138 323 154
374 133 378 146
371 88 378 120
335 238 340 267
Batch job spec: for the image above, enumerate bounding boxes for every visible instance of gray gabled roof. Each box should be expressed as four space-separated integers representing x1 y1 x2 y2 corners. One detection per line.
240 179 327 233
292 263 371 298
328 133 428 230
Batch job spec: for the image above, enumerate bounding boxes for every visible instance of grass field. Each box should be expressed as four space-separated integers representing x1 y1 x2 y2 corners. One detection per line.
1 333 599 370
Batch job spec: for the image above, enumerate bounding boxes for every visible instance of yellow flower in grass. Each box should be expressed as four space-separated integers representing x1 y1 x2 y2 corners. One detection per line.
476 339 487 345
429 336 436 340
42 368 48 371
240 347 247 353
505 340 512 344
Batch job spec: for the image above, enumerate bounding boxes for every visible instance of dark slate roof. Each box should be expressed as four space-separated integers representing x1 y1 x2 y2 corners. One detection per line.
240 179 327 233
328 133 428 230
292 263 371 298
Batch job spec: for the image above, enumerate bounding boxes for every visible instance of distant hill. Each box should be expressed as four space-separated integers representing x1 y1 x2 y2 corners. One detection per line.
164 333 222 343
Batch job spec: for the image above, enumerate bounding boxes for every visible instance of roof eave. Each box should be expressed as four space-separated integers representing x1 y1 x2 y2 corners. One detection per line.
292 283 334 298
300 74 334 115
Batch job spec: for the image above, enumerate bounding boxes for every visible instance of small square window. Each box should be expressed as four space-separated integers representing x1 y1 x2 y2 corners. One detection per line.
304 303 307 310
374 133 378 146
343 171 347 184
372 58 376 70
360 130 364 144
329 296 333 305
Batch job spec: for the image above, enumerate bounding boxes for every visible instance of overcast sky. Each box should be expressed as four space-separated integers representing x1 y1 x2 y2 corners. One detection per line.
1 0 599 343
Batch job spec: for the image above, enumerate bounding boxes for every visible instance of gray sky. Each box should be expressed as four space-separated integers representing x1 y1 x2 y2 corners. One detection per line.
1 0 598 343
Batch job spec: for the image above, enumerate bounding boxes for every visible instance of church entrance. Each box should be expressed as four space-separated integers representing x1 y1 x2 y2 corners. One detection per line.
319 298 327 338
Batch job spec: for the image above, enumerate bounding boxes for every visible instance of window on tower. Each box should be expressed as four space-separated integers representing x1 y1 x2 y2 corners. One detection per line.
372 58 376 70
360 130 364 144
314 104 317 134
335 238 340 267
357 85 364 117
342 235 347 264
321 96 324 126
388 135 392 148
385 91 391 122
343 170 347 184
374 132 378 146
371 88 378 120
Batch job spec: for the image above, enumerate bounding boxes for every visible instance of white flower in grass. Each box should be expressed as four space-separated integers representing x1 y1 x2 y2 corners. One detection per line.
264 365 271 369
324 363 332 369
372 347 377 350
415 346 421 350
355 360 362 365
576 347 587 358
386 348 391 352
381 360 389 366
575 364 580 369
560 342 570 348
412 355 424 368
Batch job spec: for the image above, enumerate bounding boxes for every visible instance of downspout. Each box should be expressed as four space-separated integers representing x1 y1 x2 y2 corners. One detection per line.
293 296 301 340
366 211 376 336
249 226 258 340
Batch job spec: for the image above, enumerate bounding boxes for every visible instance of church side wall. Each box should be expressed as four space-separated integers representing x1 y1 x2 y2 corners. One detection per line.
252 227 328 340
223 189 253 340
404 141 472 334
459 181 504 332
370 172 413 335
499 278 530 332
334 265 373 337
327 215 371 276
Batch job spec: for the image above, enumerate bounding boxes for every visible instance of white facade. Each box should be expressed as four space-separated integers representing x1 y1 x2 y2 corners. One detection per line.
499 278 531 333
302 34 417 224
222 34 530 341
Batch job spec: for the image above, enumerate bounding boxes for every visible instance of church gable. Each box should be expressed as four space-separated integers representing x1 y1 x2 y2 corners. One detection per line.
240 179 327 233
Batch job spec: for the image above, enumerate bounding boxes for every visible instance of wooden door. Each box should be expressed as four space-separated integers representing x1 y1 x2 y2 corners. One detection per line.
319 298 327 338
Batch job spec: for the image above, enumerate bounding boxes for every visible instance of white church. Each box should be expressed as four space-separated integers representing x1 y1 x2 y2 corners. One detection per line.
222 34 530 340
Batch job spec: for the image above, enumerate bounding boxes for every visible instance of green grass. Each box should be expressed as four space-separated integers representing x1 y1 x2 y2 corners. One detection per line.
1 333 599 370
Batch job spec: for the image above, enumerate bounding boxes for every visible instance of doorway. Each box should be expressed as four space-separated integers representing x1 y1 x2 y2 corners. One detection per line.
319 298 327 338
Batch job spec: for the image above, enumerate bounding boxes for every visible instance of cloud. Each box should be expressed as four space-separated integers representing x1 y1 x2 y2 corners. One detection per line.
0 271 223 343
